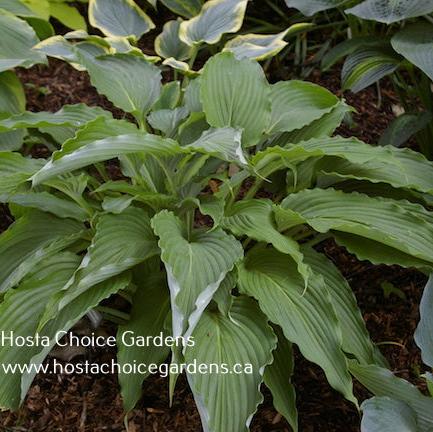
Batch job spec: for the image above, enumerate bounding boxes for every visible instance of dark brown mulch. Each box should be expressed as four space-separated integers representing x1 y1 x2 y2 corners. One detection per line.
1 34 428 432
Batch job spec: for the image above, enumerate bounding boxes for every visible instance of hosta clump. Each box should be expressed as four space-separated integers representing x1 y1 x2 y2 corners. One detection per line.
2 50 433 431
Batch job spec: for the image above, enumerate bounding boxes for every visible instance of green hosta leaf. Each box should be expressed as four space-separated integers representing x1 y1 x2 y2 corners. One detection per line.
0 72 25 115
0 0 38 17
0 104 111 132
179 0 248 46
0 211 83 293
0 10 46 72
0 253 80 410
212 270 236 316
22 0 49 19
49 2 87 31
155 19 192 61
79 54 161 121
333 232 433 270
31 133 182 185
263 328 298 432
224 29 289 61
23 273 130 404
187 127 247 165
361 397 418 432
0 152 44 197
160 0 203 18
184 78 202 113
184 296 276 432
147 107 189 137
179 112 209 145
151 210 243 338
0 71 26 151
56 207 159 310
222 199 310 284
153 82 182 111
392 23 433 81
278 188 433 265
52 116 137 160
7 192 88 221
118 271 170 412
275 101 352 144
321 36 380 72
379 112 433 147
302 246 386 366
89 0 154 38
284 0 346 15
349 362 433 431
267 80 340 134
254 136 433 195
346 0 433 24
238 245 356 404
201 52 271 147
342 46 401 93
415 275 433 368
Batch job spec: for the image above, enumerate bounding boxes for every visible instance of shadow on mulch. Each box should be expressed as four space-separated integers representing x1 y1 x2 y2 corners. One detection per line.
0 38 428 432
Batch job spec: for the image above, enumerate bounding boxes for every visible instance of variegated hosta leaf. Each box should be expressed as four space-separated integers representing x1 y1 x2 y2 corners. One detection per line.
361 397 418 432
302 246 386 366
118 271 170 412
55 207 159 311
89 0 155 38
349 361 433 431
346 0 433 24
0 253 80 410
31 133 182 185
415 275 433 368
151 210 243 338
342 46 401 93
22 273 130 404
147 107 189 137
224 30 289 61
267 80 340 134
179 0 248 46
284 0 346 16
0 211 83 293
221 199 310 284
253 136 433 195
155 19 193 61
159 0 203 18
201 52 271 147
184 296 276 432
278 189 433 265
238 245 356 404
263 328 298 432
162 57 199 77
392 23 433 82
79 54 162 122
0 10 46 72
186 127 247 165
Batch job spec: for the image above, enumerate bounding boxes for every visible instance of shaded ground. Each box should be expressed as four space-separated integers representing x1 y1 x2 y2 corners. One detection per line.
0 26 428 432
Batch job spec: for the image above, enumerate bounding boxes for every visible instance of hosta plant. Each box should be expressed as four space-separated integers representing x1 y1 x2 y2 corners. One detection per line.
2 51 433 431
283 0 433 158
